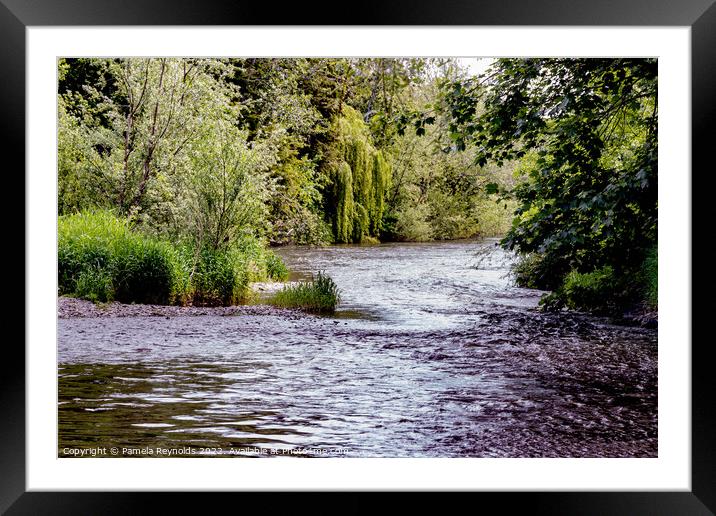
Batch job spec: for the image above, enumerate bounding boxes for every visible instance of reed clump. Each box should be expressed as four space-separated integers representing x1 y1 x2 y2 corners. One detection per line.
269 272 341 313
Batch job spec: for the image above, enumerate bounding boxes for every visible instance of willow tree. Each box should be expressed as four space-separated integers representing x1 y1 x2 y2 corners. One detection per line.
328 106 391 243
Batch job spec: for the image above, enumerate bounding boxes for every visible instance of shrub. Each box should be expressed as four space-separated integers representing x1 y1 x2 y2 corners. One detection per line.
58 210 119 291
59 211 292 307
74 267 114 303
232 234 267 282
269 272 341 313
427 190 478 240
512 252 572 291
558 266 620 314
360 235 380 245
265 251 289 281
112 239 184 304
512 253 545 289
191 246 249 306
392 204 433 242
473 197 517 237
232 234 292 283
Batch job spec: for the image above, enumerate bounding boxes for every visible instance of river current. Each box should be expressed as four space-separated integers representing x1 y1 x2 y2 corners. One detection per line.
58 239 657 457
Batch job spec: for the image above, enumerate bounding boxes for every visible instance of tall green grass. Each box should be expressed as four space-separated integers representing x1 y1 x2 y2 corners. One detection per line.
189 246 249 306
265 251 289 281
59 211 190 304
269 272 341 313
59 210 290 306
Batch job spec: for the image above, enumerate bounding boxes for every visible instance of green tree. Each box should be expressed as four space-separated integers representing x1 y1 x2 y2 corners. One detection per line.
180 122 273 251
383 67 516 241
326 106 391 243
229 58 330 244
443 58 657 305
58 58 241 226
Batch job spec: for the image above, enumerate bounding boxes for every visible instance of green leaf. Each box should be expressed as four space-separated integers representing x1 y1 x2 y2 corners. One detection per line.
485 183 499 195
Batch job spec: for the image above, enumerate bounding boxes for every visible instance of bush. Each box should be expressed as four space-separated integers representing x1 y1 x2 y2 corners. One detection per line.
516 244 657 315
58 210 191 305
58 211 119 290
232 234 268 282
427 190 478 240
269 272 341 313
190 246 249 306
265 251 289 281
554 266 620 314
473 197 517 237
512 253 546 289
232 235 290 283
512 251 572 291
391 204 433 242
59 211 293 307
112 239 185 304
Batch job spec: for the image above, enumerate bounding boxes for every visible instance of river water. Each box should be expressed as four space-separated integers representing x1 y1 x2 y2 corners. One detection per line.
58 239 657 457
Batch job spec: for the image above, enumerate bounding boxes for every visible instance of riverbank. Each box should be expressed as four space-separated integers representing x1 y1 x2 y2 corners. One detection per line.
59 294 656 328
57 295 304 319
58 288 656 328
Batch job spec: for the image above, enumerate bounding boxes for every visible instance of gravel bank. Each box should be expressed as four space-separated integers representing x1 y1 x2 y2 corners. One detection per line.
58 296 302 319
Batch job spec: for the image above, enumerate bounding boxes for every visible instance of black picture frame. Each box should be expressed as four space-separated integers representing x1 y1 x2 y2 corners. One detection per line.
3 1 714 513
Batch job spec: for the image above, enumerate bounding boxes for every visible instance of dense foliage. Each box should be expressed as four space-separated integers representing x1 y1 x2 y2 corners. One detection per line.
58 57 656 314
59 57 513 247
59 211 286 306
326 106 391 243
59 211 190 304
443 58 657 312
384 75 517 241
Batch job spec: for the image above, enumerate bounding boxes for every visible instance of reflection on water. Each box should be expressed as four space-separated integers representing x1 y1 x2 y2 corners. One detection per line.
59 239 657 457
59 363 312 457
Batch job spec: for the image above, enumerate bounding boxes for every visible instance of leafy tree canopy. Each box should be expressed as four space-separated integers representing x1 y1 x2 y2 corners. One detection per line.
443 58 657 294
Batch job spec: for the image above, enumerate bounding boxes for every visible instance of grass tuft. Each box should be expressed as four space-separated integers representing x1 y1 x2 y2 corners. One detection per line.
269 271 341 313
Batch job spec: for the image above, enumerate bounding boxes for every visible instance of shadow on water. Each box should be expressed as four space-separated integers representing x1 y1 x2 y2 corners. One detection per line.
58 239 657 458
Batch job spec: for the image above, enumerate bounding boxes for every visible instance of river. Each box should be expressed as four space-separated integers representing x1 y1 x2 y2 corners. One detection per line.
58 239 657 457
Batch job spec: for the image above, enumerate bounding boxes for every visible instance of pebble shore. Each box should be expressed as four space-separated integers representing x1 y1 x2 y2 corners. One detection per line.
58 296 301 319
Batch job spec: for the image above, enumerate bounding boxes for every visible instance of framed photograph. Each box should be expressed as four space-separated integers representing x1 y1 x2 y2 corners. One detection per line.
5 0 714 513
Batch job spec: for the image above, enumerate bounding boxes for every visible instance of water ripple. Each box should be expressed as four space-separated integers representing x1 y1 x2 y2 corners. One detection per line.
58 239 656 457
